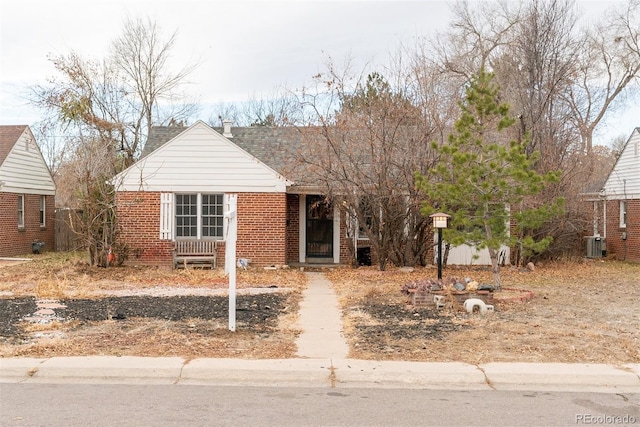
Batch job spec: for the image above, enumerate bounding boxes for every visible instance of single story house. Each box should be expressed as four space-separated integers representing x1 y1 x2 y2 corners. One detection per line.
113 120 354 269
114 120 516 269
0 125 56 257
585 127 640 262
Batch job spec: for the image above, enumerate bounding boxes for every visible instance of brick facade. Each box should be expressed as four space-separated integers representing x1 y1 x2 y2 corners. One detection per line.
117 192 173 266
285 194 300 264
603 199 640 262
117 191 289 268
0 193 55 257
236 193 287 266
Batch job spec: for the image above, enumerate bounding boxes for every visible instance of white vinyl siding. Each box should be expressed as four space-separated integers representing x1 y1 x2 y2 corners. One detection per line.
114 121 289 193
603 128 640 200
0 128 56 195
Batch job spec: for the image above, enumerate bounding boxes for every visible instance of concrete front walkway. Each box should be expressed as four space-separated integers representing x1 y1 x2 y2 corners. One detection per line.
295 272 349 359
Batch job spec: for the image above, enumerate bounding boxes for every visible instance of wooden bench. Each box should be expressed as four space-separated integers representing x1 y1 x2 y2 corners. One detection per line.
173 240 217 269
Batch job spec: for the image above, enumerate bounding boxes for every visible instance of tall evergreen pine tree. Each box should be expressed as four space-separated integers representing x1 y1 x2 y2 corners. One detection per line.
416 70 563 290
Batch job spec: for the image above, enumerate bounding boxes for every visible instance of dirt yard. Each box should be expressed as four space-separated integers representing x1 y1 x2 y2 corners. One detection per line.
0 253 305 359
1 252 638 364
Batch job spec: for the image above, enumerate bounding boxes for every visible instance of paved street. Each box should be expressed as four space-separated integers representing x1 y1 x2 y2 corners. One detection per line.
1 271 639 427
2 383 638 426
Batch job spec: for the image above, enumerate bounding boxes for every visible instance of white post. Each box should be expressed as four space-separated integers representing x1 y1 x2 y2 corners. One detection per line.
224 194 238 332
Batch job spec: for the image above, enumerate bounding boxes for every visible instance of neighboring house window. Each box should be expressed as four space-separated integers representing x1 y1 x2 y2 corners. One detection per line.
40 196 46 227
620 201 627 228
175 193 224 239
17 195 24 228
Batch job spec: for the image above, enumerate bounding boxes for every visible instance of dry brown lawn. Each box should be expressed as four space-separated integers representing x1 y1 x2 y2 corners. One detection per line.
327 260 640 364
1 252 638 364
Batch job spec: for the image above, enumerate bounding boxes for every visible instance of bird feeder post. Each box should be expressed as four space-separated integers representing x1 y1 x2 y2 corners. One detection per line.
430 213 450 280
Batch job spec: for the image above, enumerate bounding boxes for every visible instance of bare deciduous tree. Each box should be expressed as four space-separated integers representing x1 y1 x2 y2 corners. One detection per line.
564 0 640 155
111 16 199 161
292 60 439 269
30 17 196 266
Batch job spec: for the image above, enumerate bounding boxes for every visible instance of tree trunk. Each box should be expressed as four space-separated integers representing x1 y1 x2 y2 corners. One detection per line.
488 247 503 291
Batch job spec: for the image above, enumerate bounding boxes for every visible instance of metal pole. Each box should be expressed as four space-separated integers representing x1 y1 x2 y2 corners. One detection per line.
437 227 443 280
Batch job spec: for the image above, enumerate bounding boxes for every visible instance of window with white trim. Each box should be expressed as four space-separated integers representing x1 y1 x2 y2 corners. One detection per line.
17 195 24 228
40 196 46 227
176 194 198 237
201 194 224 237
175 193 224 239
620 201 627 228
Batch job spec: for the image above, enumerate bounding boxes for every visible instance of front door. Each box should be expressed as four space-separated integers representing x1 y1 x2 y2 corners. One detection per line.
306 195 333 259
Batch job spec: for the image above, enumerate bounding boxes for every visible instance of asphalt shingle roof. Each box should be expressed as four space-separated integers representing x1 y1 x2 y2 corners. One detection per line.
0 125 27 166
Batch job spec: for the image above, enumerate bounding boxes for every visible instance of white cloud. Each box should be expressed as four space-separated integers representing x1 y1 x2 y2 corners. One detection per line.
1 0 637 144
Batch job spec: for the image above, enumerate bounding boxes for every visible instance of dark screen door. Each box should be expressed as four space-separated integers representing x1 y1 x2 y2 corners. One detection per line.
306 195 333 258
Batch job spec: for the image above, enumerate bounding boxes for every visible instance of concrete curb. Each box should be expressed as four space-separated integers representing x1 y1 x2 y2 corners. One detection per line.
331 360 490 390
180 359 335 387
1 356 184 384
2 357 639 392
0 357 47 381
479 362 640 393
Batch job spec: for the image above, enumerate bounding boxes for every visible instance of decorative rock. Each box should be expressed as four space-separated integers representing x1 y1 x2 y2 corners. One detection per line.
527 262 535 271
464 298 490 314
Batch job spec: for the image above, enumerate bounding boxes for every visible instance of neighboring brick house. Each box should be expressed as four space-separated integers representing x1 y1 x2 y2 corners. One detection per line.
0 125 56 257
585 127 640 262
113 120 353 269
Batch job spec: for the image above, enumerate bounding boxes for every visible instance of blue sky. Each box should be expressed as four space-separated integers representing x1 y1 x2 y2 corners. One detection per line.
1 0 637 145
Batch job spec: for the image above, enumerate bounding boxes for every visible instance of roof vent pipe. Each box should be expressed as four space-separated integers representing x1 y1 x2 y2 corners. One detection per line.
223 119 233 138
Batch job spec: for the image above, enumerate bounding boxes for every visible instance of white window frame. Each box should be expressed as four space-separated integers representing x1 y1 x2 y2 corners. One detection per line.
17 194 24 228
174 193 225 240
173 193 200 239
619 201 627 228
201 193 225 238
39 195 46 227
